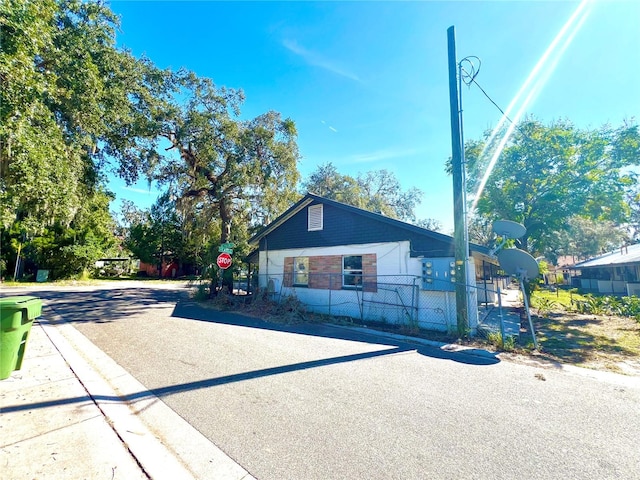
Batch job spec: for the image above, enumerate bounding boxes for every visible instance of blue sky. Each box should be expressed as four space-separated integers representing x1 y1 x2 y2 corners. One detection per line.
107 0 640 233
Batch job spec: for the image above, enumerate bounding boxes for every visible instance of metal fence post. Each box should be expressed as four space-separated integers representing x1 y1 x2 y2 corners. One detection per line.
411 277 420 326
497 285 506 343
357 279 363 322
328 273 332 316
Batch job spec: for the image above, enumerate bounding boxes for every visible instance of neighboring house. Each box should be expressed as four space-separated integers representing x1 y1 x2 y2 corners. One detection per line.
572 243 640 295
137 260 180 278
546 255 581 286
248 193 499 334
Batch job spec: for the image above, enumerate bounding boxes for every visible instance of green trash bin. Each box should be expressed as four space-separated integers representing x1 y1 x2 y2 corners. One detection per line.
0 296 43 380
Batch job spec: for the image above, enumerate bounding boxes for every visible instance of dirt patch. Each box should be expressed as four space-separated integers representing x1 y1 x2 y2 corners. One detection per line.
519 309 640 376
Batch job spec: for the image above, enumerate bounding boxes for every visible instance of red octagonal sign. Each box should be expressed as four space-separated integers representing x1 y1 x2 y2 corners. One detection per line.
216 252 232 269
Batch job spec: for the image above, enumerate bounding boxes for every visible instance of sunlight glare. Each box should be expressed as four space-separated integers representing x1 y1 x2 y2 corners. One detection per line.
469 0 594 217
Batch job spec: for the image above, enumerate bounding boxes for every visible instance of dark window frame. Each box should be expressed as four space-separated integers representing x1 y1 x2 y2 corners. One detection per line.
342 255 363 289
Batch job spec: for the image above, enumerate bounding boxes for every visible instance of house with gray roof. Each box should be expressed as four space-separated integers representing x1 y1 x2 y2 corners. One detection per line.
573 243 640 295
249 193 499 333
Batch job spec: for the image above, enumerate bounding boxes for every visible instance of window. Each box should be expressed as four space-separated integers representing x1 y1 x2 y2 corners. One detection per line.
308 204 323 231
343 255 363 288
293 257 309 286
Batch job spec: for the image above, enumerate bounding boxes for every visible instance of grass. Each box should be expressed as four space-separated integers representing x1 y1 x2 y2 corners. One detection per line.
484 331 517 352
532 287 587 309
2 279 108 287
524 289 640 375
1 276 194 287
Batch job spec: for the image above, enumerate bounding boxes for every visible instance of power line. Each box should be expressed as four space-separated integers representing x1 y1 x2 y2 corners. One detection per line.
459 56 518 130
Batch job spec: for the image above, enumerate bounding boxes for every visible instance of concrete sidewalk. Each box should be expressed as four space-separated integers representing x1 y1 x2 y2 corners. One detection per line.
477 286 523 338
0 311 255 480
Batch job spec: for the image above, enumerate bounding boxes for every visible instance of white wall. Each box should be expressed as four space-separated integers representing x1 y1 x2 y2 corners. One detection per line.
627 283 640 296
258 242 479 333
259 241 412 278
597 280 627 294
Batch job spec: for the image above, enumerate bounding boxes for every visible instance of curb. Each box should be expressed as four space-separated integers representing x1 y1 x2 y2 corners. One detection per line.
322 323 501 360
40 311 255 480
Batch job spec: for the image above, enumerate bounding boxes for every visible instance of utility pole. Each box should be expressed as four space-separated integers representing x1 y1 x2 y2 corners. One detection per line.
447 26 469 335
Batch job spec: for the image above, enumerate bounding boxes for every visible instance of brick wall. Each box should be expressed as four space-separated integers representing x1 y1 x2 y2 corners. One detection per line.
283 253 377 292
309 255 342 290
362 253 377 292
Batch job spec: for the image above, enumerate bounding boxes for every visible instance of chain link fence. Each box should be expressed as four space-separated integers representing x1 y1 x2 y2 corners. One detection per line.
250 273 496 333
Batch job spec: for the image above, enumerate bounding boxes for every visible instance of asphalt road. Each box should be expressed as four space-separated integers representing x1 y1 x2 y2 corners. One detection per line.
16 284 640 479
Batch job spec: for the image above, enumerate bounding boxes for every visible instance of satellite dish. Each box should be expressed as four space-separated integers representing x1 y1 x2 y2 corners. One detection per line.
498 248 539 281
492 220 526 240
490 220 527 256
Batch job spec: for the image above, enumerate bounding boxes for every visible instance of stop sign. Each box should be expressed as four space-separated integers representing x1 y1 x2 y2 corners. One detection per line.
216 252 232 269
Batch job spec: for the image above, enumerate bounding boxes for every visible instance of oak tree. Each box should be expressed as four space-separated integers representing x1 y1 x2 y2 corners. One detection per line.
302 162 437 227
465 118 639 256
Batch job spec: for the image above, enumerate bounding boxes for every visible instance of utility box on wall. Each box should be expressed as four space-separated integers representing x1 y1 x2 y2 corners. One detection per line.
421 257 456 291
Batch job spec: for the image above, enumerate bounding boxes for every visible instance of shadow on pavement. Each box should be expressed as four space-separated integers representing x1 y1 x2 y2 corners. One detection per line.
2 287 500 414
13 287 189 325
2 338 497 414
171 301 500 367
1 346 408 413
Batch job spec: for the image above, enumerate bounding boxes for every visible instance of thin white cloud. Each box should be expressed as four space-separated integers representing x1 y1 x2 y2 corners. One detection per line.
122 186 161 195
320 120 338 133
346 148 423 164
283 39 361 82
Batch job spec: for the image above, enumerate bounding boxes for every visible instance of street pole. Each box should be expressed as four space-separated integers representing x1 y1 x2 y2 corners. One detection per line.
447 26 469 335
13 240 22 281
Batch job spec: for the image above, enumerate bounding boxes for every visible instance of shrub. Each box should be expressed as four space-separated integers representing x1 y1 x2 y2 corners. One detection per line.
192 283 209 301
532 297 559 317
574 294 640 321
621 296 640 322
485 331 516 352
575 294 606 315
